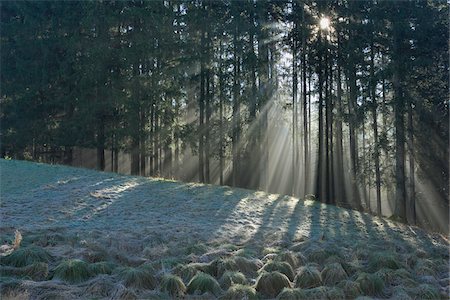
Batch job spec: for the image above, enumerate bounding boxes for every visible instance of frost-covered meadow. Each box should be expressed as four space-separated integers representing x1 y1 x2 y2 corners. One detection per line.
0 159 448 299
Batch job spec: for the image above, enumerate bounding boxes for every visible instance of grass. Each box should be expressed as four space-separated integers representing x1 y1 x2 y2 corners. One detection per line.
260 261 295 281
1 246 52 267
321 262 348 286
275 251 299 268
302 286 331 300
53 259 93 283
277 287 306 300
375 268 412 285
0 262 48 281
255 271 291 298
414 284 440 300
219 271 247 289
89 261 117 275
186 272 221 296
160 274 186 297
336 280 362 298
367 251 402 272
233 256 262 276
220 284 258 300
116 265 157 289
173 263 198 283
294 265 322 289
355 272 384 296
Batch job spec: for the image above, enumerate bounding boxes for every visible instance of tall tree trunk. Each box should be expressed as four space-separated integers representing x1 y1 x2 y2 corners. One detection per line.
292 18 298 196
370 36 382 216
205 36 211 184
302 6 308 197
140 110 146 176
393 9 406 221
232 25 240 187
316 32 325 202
199 30 205 183
408 99 416 224
218 41 224 186
347 62 361 210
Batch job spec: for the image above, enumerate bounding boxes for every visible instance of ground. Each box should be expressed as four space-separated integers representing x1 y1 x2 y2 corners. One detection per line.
0 159 448 299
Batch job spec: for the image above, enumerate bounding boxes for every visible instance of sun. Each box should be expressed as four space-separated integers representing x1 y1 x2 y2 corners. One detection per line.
319 17 330 30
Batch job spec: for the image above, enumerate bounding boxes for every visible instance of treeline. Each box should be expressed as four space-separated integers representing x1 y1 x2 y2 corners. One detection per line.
1 1 448 229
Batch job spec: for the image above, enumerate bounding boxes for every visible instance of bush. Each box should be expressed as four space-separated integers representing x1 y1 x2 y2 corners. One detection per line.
219 271 246 289
321 263 348 286
53 259 93 283
220 284 258 300
1 246 52 267
186 272 221 296
294 266 322 289
160 274 186 297
255 271 291 298
260 261 295 281
116 265 157 289
355 272 384 296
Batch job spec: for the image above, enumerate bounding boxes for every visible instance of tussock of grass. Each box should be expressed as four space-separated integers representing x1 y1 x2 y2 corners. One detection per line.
1 246 52 267
307 248 337 263
116 265 157 289
341 260 363 276
337 280 362 298
217 258 239 277
233 248 256 258
220 284 258 300
89 261 117 275
355 272 384 296
0 262 48 281
321 263 348 286
391 288 413 300
84 275 116 298
219 271 246 289
302 286 330 300
0 277 23 296
414 259 437 276
375 268 412 285
186 272 221 296
260 261 295 281
173 263 198 283
326 287 346 299
185 243 208 255
275 251 299 269
53 259 93 283
233 256 262 276
160 274 186 297
414 283 440 299
367 252 402 272
255 271 291 298
189 261 219 277
294 265 322 289
277 287 306 300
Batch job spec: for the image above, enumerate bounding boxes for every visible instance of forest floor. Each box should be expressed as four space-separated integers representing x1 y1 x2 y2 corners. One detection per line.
0 159 448 299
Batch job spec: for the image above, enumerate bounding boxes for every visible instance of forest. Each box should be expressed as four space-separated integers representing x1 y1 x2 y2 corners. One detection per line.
2 0 448 231
0 1 449 299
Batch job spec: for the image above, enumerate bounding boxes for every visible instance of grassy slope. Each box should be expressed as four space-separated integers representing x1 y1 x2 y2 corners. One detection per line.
0 159 448 299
